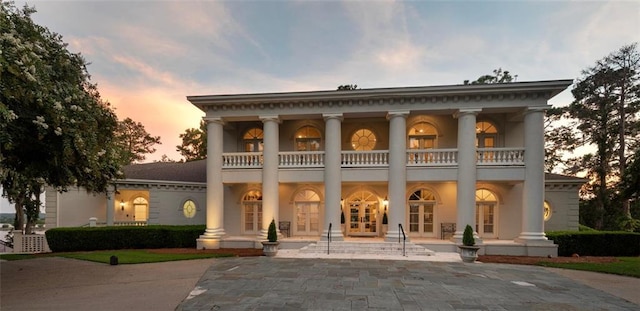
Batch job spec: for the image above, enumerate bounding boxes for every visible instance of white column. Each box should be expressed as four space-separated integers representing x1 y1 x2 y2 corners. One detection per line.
453 109 480 241
197 117 225 249
106 186 114 226
385 111 409 242
517 108 550 243
260 116 280 239
322 114 344 241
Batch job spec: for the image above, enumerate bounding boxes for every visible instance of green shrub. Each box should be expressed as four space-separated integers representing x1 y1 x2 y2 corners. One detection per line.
45 225 205 252
267 219 277 242
546 231 640 256
462 224 475 246
579 224 597 231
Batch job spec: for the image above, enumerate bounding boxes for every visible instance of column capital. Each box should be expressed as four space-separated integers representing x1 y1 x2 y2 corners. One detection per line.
386 110 410 120
203 117 225 125
453 108 482 119
323 113 343 121
523 106 548 115
259 115 280 123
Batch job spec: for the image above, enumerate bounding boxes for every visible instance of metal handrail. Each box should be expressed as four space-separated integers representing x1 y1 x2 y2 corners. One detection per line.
327 223 332 255
398 223 406 257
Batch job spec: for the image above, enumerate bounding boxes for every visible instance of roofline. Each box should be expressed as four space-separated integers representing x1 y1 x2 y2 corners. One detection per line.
114 179 206 186
187 80 573 108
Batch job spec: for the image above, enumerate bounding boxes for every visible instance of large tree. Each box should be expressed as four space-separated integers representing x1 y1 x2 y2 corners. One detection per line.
176 120 207 161
557 43 640 230
115 117 161 164
466 68 517 85
1 3 122 233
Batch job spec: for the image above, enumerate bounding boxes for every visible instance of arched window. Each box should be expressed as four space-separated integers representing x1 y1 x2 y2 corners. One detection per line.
351 129 377 151
132 197 148 222
346 190 378 235
476 121 498 148
243 128 264 152
475 189 497 238
294 189 320 235
408 122 438 149
408 189 436 236
295 126 322 151
242 190 262 234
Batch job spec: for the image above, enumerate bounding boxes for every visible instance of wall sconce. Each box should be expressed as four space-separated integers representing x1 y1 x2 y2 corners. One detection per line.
340 198 344 209
383 196 388 211
120 201 125 211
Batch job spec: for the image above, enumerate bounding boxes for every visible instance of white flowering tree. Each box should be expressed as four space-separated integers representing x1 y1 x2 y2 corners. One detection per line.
1 3 123 233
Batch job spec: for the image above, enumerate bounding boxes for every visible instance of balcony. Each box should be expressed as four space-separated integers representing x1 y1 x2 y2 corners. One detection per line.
221 148 525 169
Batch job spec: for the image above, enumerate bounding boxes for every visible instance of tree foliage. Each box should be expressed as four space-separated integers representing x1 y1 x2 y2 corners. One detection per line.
337 84 358 90
176 120 207 161
465 68 517 85
553 43 640 230
115 117 161 164
0 3 122 232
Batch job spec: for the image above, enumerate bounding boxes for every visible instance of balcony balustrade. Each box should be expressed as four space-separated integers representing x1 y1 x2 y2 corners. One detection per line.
220 148 525 169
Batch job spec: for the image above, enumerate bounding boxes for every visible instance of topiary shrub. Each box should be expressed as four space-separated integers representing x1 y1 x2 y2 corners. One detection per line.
267 219 278 242
462 224 475 246
341 210 345 224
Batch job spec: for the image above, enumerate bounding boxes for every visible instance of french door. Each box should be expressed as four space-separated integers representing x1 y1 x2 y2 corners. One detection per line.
348 201 378 236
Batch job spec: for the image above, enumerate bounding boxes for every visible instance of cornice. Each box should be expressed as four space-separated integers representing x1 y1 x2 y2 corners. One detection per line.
188 80 573 113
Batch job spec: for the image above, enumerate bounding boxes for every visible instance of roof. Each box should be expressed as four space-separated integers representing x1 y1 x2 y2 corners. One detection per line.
545 173 588 183
122 160 206 183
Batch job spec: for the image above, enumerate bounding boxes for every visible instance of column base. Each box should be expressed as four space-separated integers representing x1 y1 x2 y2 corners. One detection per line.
320 229 344 241
515 232 551 244
196 228 225 250
384 230 410 242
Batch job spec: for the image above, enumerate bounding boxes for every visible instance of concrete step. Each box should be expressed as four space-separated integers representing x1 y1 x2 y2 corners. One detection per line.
300 241 435 256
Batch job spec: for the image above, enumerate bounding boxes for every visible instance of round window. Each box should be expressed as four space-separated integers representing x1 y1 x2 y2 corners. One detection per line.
183 200 197 218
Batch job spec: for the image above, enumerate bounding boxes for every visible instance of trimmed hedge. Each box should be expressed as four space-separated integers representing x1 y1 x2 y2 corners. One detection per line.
45 225 206 252
546 231 640 257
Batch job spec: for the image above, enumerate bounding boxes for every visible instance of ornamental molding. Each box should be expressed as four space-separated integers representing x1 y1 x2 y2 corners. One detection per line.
202 91 554 113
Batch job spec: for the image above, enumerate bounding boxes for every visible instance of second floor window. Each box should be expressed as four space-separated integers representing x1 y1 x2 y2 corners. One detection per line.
295 126 321 151
351 129 377 151
408 122 438 149
476 121 497 148
243 128 264 152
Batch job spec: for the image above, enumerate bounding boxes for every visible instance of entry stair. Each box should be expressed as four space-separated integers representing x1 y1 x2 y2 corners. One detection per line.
299 241 435 257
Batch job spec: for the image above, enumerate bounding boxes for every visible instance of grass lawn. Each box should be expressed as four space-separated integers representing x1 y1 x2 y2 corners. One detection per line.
0 249 234 264
538 257 640 278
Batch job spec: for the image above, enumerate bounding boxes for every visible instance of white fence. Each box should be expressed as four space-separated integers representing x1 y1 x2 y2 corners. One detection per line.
12 231 50 253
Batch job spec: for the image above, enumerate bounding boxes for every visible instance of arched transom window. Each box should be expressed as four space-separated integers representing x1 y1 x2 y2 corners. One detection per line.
408 189 436 236
544 201 552 221
475 189 497 238
476 121 498 148
242 190 262 234
243 128 264 152
351 129 377 151
295 126 322 151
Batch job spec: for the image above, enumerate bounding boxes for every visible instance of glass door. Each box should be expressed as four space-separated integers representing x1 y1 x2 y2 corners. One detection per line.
348 200 378 236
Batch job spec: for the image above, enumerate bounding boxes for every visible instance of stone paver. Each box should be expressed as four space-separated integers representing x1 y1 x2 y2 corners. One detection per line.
177 257 639 311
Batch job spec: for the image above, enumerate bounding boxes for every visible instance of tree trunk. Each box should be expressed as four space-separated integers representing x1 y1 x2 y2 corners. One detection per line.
13 195 25 234
619 79 630 218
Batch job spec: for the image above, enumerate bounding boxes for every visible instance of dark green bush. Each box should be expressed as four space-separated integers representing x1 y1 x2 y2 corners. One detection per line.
546 231 640 256
45 225 205 252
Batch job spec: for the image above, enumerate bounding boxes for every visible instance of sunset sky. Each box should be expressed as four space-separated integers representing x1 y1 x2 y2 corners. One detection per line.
14 0 640 162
